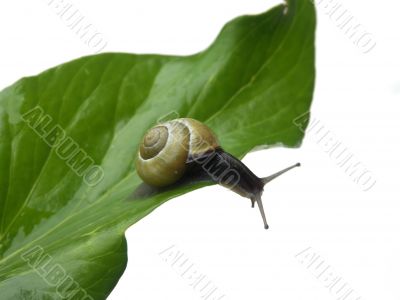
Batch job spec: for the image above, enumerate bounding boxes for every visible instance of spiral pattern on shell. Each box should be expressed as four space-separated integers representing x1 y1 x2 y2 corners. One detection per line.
136 118 219 187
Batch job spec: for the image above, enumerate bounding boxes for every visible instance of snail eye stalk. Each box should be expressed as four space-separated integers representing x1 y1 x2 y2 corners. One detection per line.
254 162 301 230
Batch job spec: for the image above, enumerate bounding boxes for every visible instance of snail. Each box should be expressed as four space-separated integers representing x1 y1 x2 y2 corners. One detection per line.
136 118 300 229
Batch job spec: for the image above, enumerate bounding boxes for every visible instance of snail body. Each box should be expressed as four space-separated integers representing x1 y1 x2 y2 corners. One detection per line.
136 118 299 229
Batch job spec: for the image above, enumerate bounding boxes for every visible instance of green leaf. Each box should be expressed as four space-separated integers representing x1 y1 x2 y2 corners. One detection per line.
0 0 315 299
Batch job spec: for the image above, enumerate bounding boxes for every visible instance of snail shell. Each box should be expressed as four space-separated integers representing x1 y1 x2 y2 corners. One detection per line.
136 118 219 187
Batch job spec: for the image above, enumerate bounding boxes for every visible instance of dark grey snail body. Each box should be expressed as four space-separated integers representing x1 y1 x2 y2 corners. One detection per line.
136 118 299 229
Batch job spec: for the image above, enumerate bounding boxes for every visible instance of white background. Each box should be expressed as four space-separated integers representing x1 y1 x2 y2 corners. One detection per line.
1 0 399 299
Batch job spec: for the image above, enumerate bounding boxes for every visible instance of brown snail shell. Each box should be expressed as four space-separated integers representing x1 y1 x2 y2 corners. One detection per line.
136 118 219 187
